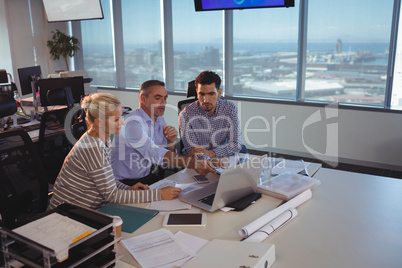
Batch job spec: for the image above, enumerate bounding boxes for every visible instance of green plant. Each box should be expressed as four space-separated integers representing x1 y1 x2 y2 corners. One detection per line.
47 29 80 71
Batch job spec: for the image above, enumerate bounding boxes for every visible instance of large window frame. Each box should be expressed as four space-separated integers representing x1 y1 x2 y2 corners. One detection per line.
74 0 402 112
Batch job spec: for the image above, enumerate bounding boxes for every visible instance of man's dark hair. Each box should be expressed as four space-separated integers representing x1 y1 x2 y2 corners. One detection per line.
195 71 221 90
140 80 165 97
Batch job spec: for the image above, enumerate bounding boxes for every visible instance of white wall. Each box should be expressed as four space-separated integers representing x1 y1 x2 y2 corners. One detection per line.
2 0 70 95
99 88 402 171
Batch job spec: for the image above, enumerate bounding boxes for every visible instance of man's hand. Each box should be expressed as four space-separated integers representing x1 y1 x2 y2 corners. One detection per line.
160 186 182 200
189 146 216 158
163 125 178 151
211 158 225 169
163 125 178 143
194 158 217 175
129 182 149 190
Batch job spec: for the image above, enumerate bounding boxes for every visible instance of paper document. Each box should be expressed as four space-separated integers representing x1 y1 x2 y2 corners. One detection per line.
149 199 191 211
239 189 312 237
13 213 96 261
121 228 195 268
215 154 249 174
271 159 309 175
174 231 209 254
243 208 298 242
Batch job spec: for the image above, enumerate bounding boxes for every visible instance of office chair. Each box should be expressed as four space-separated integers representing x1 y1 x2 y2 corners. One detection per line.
0 129 49 229
38 87 74 185
177 80 197 114
47 86 87 141
0 93 17 131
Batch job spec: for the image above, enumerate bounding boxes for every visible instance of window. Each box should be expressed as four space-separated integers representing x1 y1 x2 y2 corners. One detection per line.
306 0 394 106
77 0 402 111
172 0 223 91
81 0 115 87
391 2 402 110
121 0 163 88
232 4 299 99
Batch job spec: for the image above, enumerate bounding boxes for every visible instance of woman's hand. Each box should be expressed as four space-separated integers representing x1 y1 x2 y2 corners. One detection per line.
160 186 182 200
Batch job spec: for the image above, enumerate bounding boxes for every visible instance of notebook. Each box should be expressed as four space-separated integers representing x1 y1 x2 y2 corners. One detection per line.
179 155 266 212
98 203 159 233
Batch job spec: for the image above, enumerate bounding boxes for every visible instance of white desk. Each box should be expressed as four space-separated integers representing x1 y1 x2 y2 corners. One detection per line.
117 167 402 268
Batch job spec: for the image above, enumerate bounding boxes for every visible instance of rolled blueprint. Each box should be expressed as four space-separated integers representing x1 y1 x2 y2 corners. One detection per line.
243 208 298 242
239 189 312 237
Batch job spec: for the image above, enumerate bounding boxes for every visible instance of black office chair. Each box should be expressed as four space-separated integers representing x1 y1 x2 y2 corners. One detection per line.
47 86 87 142
177 80 197 114
0 93 17 130
0 129 49 229
37 87 73 185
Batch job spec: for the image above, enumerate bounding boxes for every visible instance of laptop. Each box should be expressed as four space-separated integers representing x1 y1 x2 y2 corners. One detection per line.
179 155 267 212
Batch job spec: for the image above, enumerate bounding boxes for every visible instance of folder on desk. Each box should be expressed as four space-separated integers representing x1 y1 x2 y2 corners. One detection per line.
98 203 159 233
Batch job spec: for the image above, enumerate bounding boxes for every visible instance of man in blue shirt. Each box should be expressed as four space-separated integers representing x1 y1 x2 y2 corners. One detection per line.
179 71 242 159
111 80 217 186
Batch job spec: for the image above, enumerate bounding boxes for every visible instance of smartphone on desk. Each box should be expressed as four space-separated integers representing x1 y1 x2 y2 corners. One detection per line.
193 174 209 184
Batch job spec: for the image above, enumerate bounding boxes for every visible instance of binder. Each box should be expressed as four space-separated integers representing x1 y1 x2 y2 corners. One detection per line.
98 203 159 233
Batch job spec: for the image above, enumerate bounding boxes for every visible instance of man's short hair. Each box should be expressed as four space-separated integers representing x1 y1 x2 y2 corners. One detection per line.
195 71 221 90
140 80 165 97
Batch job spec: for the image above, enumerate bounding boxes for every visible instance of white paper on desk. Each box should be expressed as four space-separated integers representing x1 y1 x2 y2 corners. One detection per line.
150 179 198 193
149 199 191 211
243 208 298 242
174 231 209 255
121 228 195 268
272 159 308 175
149 179 177 189
216 154 249 174
13 213 96 261
239 189 312 237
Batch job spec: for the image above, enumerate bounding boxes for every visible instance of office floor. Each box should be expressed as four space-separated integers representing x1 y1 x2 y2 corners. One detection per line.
248 149 402 180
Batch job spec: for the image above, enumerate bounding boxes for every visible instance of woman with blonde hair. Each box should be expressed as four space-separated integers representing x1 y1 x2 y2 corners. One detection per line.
48 93 180 210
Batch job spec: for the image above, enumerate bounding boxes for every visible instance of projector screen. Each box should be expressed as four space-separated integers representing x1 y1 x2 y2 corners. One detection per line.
42 0 103 22
195 0 294 11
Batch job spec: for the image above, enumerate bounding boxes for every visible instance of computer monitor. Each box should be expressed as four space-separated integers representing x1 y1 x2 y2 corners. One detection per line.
37 77 85 107
194 0 294 11
17 66 42 96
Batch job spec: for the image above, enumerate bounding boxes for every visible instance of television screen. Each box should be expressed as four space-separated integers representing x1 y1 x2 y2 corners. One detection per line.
42 0 103 22
37 77 84 107
17 66 42 96
194 0 294 11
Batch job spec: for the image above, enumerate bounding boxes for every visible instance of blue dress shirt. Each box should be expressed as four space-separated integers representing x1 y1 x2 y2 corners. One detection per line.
111 108 169 180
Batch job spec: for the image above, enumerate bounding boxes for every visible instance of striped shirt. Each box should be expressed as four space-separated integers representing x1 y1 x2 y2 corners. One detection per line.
48 132 161 210
179 98 242 159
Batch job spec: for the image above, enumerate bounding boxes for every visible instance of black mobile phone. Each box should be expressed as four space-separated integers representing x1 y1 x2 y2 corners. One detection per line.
193 174 209 184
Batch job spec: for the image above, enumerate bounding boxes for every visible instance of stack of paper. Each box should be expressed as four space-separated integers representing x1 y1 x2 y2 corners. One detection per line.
121 229 208 268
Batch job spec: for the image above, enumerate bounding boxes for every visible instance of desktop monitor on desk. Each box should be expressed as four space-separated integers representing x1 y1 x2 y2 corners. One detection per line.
37 77 85 108
17 66 42 96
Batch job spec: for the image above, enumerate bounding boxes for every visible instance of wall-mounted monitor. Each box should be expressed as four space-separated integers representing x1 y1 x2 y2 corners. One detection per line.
17 66 42 96
37 77 84 107
194 0 294 11
42 0 104 22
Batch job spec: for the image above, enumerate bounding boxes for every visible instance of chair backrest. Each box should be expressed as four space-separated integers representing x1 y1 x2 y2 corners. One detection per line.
0 129 48 229
177 80 198 114
0 93 17 118
37 108 70 184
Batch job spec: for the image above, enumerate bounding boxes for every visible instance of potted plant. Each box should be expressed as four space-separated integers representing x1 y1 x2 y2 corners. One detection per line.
47 29 80 71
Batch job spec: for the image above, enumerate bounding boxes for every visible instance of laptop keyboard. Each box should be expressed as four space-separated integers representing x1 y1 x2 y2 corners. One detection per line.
199 193 215 206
